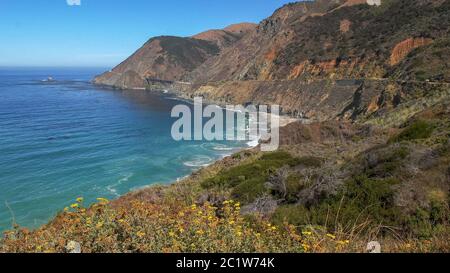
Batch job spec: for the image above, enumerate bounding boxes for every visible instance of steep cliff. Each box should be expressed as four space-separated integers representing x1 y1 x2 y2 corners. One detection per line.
189 0 449 83
93 36 220 88
182 0 450 122
94 0 450 123
93 24 255 89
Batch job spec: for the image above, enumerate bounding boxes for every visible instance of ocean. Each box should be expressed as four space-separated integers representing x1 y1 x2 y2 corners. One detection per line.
0 68 248 232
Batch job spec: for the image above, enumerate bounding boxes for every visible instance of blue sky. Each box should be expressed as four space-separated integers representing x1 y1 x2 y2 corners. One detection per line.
0 0 296 68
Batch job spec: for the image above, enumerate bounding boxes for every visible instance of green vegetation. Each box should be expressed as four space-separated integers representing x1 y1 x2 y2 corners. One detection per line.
158 36 220 70
408 201 449 239
389 120 435 143
272 175 449 238
283 174 307 203
201 151 302 203
272 176 401 231
364 145 410 178
201 151 324 204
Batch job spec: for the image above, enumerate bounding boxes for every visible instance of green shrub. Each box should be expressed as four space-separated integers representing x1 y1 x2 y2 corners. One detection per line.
389 120 435 143
337 176 401 226
284 174 307 203
291 156 325 168
364 145 409 178
407 200 449 239
272 174 449 238
271 176 402 233
272 205 312 227
201 151 300 203
231 153 242 160
232 178 268 204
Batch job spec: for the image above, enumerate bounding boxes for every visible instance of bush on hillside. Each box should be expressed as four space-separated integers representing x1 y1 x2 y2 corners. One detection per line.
389 120 435 143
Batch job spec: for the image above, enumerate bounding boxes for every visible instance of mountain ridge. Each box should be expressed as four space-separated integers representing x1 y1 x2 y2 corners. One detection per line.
3 0 450 253
94 0 450 124
93 23 256 89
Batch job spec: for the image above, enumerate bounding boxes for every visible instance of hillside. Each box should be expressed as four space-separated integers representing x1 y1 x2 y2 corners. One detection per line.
192 23 257 49
93 23 255 89
190 0 449 83
2 0 449 253
183 0 450 121
94 0 450 124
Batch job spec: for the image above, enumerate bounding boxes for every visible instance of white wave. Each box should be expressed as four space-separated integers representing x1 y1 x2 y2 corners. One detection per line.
105 173 133 197
247 138 260 148
182 155 213 167
201 143 234 151
106 185 119 197
212 144 234 151
176 175 190 182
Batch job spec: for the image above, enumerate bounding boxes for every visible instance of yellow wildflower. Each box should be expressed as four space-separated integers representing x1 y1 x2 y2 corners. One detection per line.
326 233 336 239
76 197 84 203
302 231 312 236
70 203 79 209
168 231 175 237
136 231 145 238
302 244 310 252
63 207 69 212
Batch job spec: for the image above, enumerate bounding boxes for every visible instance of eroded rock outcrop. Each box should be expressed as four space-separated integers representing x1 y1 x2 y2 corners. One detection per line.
340 19 352 33
390 37 433 66
94 24 255 89
94 0 450 123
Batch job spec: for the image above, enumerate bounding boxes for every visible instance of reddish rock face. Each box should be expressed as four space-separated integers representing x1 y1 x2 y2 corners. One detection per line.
390 38 433 66
94 0 449 122
340 19 352 33
192 23 256 50
223 23 258 34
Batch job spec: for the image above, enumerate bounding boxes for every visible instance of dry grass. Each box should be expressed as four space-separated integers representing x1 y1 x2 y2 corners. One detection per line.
1 196 448 253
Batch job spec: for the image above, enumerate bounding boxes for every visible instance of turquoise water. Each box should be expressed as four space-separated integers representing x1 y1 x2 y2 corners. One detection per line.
0 68 247 232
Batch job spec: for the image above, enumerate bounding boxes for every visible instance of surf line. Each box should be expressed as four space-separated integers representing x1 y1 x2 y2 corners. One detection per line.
171 97 280 152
